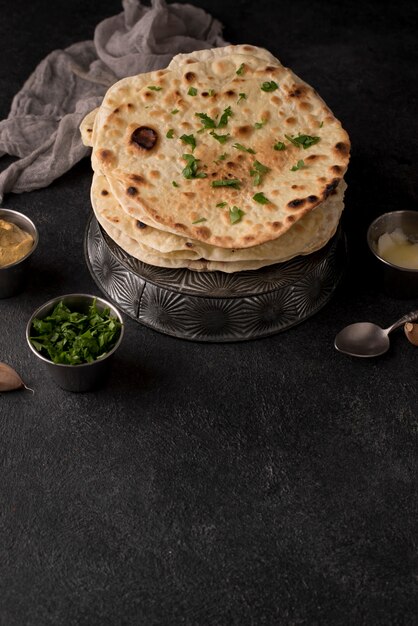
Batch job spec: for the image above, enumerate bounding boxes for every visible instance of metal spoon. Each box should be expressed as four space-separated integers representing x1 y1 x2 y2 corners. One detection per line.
334 310 418 357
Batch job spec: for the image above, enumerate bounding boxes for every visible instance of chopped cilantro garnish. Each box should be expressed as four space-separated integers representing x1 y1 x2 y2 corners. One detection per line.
180 133 196 152
196 107 233 131
290 159 306 171
147 85 162 91
210 131 230 144
188 87 198 96
192 217 207 224
237 93 247 103
208 89 216 97
217 106 233 128
195 112 217 129
214 153 228 165
211 179 241 189
285 134 321 149
236 63 245 76
166 129 174 139
253 192 270 204
172 181 179 187
229 206 245 224
182 154 207 179
273 141 286 151
261 81 278 92
250 159 271 185
233 143 256 154
254 120 266 129
29 300 122 365
216 202 227 208
171 108 180 114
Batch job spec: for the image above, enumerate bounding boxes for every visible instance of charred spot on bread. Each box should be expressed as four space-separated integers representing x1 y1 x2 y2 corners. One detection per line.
129 174 145 184
97 149 114 164
184 71 196 82
194 226 211 239
127 186 138 196
334 141 349 155
324 178 341 197
236 125 252 137
287 198 306 210
101 189 109 196
131 126 158 150
136 221 147 229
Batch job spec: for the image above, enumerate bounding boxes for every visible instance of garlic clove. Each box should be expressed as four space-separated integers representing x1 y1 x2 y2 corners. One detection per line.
0 362 34 393
404 322 418 346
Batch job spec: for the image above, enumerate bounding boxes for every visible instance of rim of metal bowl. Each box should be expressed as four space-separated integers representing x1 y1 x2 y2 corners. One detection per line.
26 293 125 367
367 210 418 274
0 208 39 268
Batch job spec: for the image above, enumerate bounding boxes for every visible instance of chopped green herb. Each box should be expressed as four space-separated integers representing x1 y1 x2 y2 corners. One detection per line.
192 217 207 224
188 87 198 96
237 92 247 103
29 300 122 365
180 133 196 152
253 192 270 204
233 143 256 154
210 131 230 144
148 85 162 91
285 133 321 149
290 159 306 171
171 108 180 114
216 201 227 208
319 121 324 128
236 63 245 76
182 153 207 179
172 181 179 188
261 81 279 92
211 179 241 189
250 159 271 185
214 153 228 165
208 89 216 97
166 128 174 138
217 106 233 128
229 206 245 224
254 120 266 129
195 112 217 130
273 141 286 151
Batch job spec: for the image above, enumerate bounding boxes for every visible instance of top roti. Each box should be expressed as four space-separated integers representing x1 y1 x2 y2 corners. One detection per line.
94 45 350 248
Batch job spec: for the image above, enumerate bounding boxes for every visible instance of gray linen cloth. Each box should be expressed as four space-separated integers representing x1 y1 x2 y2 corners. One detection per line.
0 0 226 203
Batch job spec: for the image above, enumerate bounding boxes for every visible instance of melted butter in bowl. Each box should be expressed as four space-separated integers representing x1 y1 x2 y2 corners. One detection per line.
377 228 418 270
368 210 418 298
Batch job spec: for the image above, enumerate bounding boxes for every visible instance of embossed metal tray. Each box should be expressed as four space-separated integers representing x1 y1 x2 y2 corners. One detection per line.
84 214 346 342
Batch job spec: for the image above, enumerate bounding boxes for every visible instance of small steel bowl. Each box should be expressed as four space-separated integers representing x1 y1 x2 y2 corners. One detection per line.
367 210 418 299
26 294 124 392
0 208 39 298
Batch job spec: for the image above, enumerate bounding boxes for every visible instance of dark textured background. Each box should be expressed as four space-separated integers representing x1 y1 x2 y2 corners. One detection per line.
1 1 418 624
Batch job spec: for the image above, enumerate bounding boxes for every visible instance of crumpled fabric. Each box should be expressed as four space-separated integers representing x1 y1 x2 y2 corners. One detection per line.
0 0 226 203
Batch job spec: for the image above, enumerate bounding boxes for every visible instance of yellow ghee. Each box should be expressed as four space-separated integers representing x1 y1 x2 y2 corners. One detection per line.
377 228 418 270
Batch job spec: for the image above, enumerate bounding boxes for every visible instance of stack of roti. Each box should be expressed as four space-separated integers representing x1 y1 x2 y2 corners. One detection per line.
80 45 350 272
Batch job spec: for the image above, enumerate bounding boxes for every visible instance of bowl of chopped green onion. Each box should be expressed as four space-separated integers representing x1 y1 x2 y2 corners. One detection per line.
26 294 124 392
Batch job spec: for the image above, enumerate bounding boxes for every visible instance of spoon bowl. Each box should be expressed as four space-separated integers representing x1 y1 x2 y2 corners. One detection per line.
334 310 418 357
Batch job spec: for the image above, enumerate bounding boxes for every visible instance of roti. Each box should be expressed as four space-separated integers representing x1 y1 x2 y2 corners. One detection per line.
92 44 350 248
91 170 346 263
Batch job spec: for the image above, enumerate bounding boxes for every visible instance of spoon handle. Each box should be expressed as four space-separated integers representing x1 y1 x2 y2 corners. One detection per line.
387 310 418 333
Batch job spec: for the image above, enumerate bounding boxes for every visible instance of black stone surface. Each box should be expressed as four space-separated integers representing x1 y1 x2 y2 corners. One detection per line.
0 1 417 624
